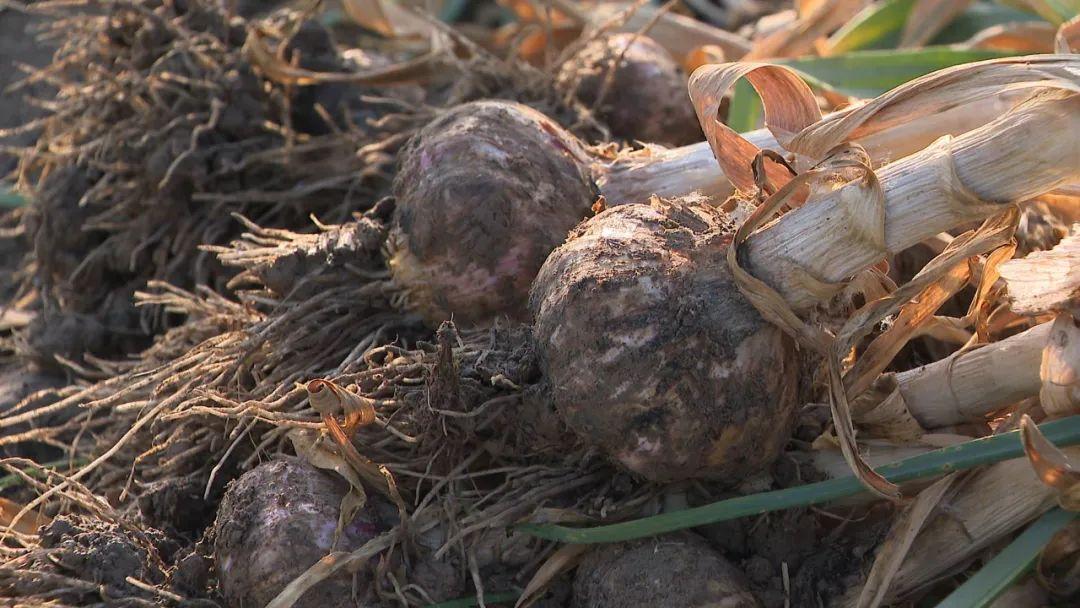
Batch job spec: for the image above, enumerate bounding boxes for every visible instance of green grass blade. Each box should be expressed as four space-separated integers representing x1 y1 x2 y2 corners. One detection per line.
932 2 1046 43
935 508 1076 608
725 79 763 133
0 184 26 209
424 591 520 608
826 0 1039 54
0 458 89 491
517 415 1080 544
826 0 917 54
783 48 1013 98
724 47 1014 132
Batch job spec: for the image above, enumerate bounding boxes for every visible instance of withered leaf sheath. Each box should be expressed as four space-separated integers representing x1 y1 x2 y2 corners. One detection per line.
530 197 798 483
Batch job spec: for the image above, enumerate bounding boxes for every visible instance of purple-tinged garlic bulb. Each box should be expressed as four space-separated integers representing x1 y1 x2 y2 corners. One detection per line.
213 458 385 608
389 100 598 327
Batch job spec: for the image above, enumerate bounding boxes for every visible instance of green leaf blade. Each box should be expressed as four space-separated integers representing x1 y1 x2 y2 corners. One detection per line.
518 416 1080 545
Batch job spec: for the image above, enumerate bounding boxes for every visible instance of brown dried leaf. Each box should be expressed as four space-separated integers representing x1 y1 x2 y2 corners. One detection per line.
1058 15 1080 53
745 0 865 59
1021 414 1080 510
288 429 370 546
965 22 1057 54
0 496 51 537
900 0 976 48
341 0 435 38
307 379 377 430
1040 313 1080 417
726 149 900 499
688 62 821 192
963 241 1017 341
1000 227 1080 315
266 532 397 608
856 474 958 608
595 2 752 61
845 261 971 398
515 544 590 608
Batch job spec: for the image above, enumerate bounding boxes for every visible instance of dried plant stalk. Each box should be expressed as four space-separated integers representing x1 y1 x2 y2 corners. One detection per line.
746 91 1080 311
856 323 1051 430
842 449 1075 606
594 93 1018 206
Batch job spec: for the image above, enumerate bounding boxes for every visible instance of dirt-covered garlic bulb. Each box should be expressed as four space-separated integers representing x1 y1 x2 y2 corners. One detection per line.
573 534 760 607
529 197 798 483
556 33 702 146
389 100 598 327
213 458 386 608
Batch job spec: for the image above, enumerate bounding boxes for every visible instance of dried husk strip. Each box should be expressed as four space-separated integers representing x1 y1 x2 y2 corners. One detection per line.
845 447 1075 606
1000 227 1080 316
744 0 865 59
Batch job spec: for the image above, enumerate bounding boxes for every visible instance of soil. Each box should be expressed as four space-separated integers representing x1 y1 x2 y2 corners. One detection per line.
0 514 220 605
0 7 55 177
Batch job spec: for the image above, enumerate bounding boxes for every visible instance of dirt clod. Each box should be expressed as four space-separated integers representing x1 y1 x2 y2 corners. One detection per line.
573 533 760 607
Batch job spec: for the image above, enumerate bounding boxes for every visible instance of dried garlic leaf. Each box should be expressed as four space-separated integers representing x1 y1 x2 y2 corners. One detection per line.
966 22 1057 54
688 61 820 192
515 544 590 608
266 532 397 608
787 55 1080 160
1000 227 1080 315
745 0 864 60
341 0 434 38
856 475 958 608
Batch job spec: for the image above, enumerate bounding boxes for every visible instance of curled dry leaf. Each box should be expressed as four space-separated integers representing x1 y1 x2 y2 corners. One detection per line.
787 55 1080 160
515 544 590 608
724 147 902 499
1041 314 1080 417
307 378 378 432
266 531 398 608
1021 414 1080 510
1058 15 1080 53
0 496 51 537
687 61 821 192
